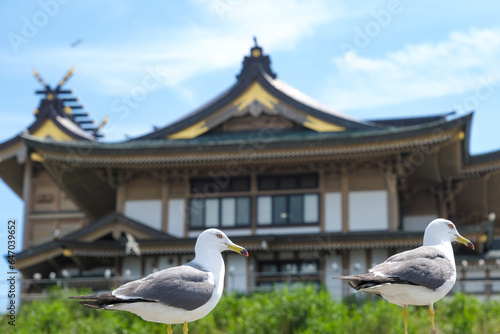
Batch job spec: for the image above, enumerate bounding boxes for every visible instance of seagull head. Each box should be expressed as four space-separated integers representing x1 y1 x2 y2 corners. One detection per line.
196 228 249 257
423 218 475 250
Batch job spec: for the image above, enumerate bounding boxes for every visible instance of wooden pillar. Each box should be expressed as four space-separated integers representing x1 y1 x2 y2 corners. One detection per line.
341 249 350 297
183 174 190 238
384 167 399 231
485 268 491 300
436 188 448 218
22 156 33 248
318 253 326 285
340 166 350 233
365 248 372 271
250 171 257 235
116 182 126 214
161 172 169 233
318 168 326 232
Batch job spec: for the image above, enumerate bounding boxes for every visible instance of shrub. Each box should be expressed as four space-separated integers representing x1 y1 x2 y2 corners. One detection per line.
1 286 499 334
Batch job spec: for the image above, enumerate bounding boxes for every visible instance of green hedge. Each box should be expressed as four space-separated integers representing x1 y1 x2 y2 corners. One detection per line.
2 286 499 333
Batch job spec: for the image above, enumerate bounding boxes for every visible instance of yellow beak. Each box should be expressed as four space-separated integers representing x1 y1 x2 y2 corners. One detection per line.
226 243 249 257
455 234 475 250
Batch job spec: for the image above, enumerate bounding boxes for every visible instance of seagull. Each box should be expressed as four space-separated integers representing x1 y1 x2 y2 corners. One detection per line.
125 232 141 256
70 229 249 334
335 218 474 334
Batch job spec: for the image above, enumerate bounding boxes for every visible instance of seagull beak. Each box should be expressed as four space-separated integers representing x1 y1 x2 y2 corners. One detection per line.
455 234 475 250
226 243 249 257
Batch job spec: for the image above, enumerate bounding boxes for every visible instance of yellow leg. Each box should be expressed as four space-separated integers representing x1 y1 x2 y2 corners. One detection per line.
403 305 408 334
429 304 436 334
167 324 173 334
183 321 188 334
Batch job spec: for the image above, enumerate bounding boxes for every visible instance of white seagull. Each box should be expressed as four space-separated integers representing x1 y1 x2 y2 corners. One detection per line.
70 229 249 334
335 218 474 334
125 232 141 256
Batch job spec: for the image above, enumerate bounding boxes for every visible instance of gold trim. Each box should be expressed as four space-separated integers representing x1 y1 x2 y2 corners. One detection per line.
30 153 44 162
251 48 261 57
304 115 345 132
31 119 73 141
58 66 75 88
62 249 73 257
167 121 208 139
233 81 278 111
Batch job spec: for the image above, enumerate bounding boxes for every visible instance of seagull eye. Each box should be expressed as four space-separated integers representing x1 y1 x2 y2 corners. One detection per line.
216 234 223 239
448 223 454 229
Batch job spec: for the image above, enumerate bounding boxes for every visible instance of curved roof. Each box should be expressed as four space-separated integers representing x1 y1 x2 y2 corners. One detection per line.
132 43 384 141
0 68 100 156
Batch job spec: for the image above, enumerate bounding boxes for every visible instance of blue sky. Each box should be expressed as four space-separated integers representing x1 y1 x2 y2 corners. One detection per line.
1 0 500 306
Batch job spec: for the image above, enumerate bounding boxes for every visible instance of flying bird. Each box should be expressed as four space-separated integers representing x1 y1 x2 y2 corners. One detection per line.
335 218 474 334
70 229 249 334
70 38 83 47
125 232 141 256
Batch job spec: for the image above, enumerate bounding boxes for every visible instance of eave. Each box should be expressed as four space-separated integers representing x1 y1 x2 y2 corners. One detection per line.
15 212 174 269
14 222 490 276
22 114 470 168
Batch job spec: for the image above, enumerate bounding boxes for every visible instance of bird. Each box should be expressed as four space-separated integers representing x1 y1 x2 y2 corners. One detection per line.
70 38 83 47
70 228 249 334
335 218 474 334
125 232 141 256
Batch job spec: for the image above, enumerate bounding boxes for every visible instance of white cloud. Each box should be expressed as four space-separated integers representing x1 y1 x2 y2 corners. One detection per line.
326 28 500 110
1 0 340 97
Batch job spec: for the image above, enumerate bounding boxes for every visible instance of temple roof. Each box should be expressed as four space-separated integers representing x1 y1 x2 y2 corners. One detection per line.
0 68 105 197
0 68 103 158
23 113 470 159
14 212 174 277
132 42 384 141
370 111 456 127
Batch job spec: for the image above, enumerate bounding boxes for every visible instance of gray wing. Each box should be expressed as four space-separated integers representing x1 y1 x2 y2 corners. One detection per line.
382 246 446 263
113 265 214 311
369 246 455 290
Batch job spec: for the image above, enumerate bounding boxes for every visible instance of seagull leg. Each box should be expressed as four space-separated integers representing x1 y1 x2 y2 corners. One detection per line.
403 305 408 334
429 304 436 334
167 324 173 334
183 321 188 334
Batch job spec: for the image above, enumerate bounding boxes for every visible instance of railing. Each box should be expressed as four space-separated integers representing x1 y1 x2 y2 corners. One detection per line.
7 267 500 302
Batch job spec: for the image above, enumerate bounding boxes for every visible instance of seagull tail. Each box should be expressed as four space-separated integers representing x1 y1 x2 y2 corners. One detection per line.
69 292 154 310
69 292 125 310
333 275 359 289
68 292 114 309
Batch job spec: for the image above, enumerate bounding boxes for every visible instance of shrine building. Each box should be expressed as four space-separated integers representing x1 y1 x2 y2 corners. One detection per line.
1 43 499 298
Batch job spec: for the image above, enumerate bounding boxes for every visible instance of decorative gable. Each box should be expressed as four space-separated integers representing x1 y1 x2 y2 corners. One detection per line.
136 40 374 141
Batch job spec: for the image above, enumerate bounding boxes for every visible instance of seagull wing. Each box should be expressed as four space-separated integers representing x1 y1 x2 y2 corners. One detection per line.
70 265 215 311
113 265 215 311
339 246 455 290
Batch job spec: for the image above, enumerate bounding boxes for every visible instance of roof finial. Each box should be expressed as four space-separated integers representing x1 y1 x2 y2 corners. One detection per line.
33 69 49 89
55 66 75 90
253 36 258 47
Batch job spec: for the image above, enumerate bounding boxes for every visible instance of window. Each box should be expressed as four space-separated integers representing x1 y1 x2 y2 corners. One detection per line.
189 196 250 228
258 174 318 190
189 173 319 229
257 260 320 289
259 260 319 275
190 177 250 194
257 193 319 225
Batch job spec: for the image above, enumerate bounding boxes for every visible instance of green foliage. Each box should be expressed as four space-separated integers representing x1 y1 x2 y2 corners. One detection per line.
1 287 499 334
